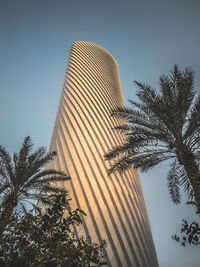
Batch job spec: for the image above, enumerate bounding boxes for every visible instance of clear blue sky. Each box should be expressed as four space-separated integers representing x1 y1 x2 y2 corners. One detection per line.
1 0 200 266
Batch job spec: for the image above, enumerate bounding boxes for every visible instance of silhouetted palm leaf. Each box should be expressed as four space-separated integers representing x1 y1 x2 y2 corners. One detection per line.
167 160 181 204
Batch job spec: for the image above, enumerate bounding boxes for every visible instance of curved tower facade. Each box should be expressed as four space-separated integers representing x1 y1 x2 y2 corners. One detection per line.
49 41 158 267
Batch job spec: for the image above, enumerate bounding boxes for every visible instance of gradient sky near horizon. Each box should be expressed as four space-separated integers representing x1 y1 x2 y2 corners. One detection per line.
1 0 200 266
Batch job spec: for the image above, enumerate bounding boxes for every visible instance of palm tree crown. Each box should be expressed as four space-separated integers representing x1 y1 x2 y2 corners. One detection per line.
0 136 69 235
105 65 200 212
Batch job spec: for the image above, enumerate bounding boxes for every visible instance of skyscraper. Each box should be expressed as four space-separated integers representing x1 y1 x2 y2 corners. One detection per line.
48 41 158 267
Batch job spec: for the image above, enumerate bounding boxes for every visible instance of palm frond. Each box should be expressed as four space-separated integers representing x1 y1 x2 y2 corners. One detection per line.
21 173 68 193
28 150 56 172
0 182 10 195
13 152 18 171
175 67 195 129
134 81 160 105
167 160 181 204
128 99 155 117
17 136 33 171
111 104 172 141
179 166 194 201
113 124 130 132
159 74 175 108
184 94 200 141
19 202 29 215
134 81 181 138
27 147 47 165
105 136 135 160
26 193 57 206
111 106 146 120
133 151 173 171
107 148 173 175
15 150 57 187
0 145 15 186
128 125 173 146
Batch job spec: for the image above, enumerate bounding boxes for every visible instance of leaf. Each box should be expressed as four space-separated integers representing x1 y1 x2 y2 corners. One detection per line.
167 160 181 204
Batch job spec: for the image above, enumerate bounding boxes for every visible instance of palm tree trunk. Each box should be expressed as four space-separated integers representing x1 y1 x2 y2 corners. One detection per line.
178 149 200 213
184 167 200 213
190 179 200 213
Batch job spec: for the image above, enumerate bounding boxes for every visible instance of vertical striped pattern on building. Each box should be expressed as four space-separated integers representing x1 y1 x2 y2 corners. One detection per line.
48 41 158 267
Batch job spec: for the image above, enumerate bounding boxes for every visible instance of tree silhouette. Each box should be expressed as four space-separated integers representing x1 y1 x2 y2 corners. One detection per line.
0 136 69 237
0 193 106 266
105 65 200 213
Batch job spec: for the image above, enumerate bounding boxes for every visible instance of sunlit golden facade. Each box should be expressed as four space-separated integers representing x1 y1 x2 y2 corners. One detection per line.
49 41 158 267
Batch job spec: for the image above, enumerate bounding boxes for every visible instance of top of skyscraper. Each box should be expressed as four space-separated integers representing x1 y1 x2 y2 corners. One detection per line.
70 41 118 65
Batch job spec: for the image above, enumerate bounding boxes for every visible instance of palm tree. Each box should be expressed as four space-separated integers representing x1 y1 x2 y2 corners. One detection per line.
0 136 70 237
105 65 200 213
